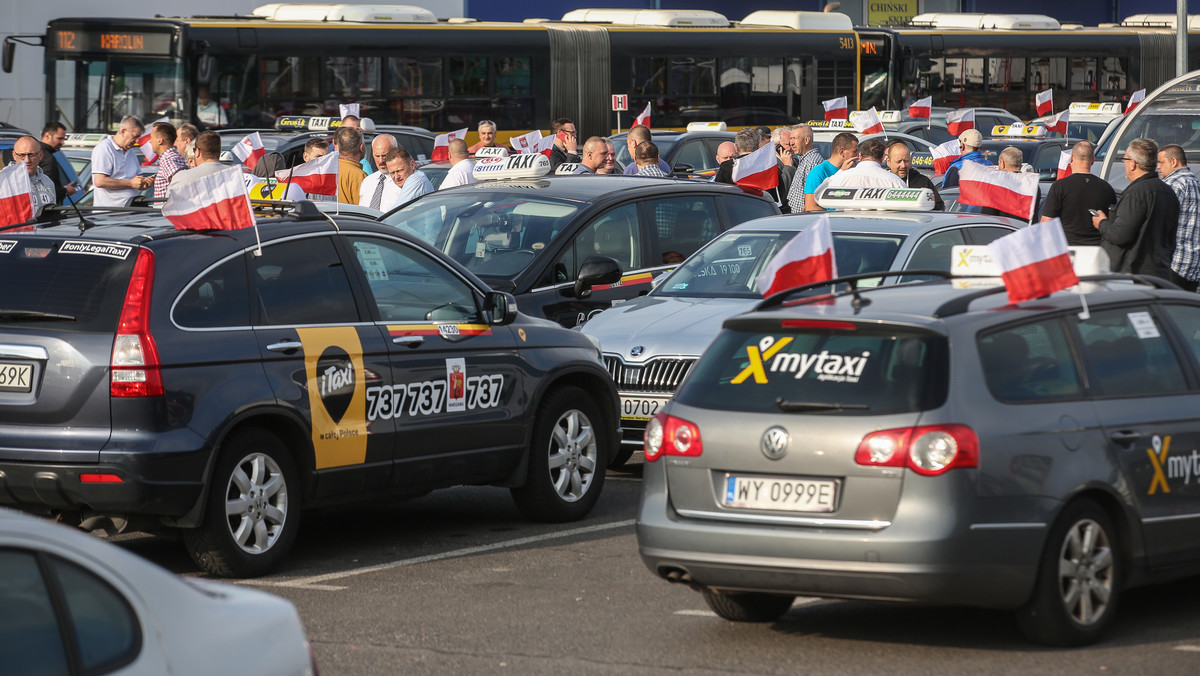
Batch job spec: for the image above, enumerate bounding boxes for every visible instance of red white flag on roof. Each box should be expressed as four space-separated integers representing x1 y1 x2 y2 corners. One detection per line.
633 102 652 128
822 96 848 121
339 103 360 119
0 162 33 226
430 127 469 162
946 108 975 136
959 160 1040 221
988 218 1078 304
510 129 543 154
162 164 255 231
232 132 267 170
755 213 837 297
138 117 170 164
908 96 932 119
1126 89 1146 115
1036 89 1055 117
1056 150 1073 180
732 142 779 192
274 148 338 196
852 107 885 135
1045 109 1069 135
931 139 962 175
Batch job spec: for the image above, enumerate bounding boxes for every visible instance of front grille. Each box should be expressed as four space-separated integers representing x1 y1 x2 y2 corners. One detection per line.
603 355 696 393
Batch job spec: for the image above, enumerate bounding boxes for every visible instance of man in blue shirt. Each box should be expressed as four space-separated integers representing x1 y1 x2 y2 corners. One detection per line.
941 129 993 188
802 132 858 212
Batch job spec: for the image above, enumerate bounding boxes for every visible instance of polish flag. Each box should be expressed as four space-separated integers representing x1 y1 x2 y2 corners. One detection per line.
931 139 962 174
852 107 885 135
1056 150 1073 180
232 132 267 170
633 102 652 128
0 162 33 226
339 103 360 119
511 129 543 154
274 149 339 195
946 108 975 136
1045 110 1069 135
532 134 557 158
1036 89 1055 117
959 160 1040 221
138 117 170 164
823 96 848 121
908 96 932 119
731 142 779 192
430 127 469 162
754 213 837 297
988 219 1078 304
162 164 255 231
1126 89 1146 115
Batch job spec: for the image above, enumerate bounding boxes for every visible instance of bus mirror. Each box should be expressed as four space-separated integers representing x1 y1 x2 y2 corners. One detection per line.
2 39 15 74
903 58 918 83
197 55 215 85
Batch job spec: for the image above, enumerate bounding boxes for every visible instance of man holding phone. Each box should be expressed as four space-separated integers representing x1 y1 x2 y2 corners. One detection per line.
1041 141 1116 246
549 118 580 171
38 121 78 204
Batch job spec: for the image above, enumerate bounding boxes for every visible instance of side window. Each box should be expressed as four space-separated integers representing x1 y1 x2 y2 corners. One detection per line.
581 203 640 272
0 550 70 675
52 557 140 672
1162 304 1200 367
901 228 967 282
721 193 778 228
347 237 480 323
174 257 250 328
648 196 720 264
979 319 1083 402
968 226 1015 245
252 237 359 326
672 140 711 172
1076 308 1187 397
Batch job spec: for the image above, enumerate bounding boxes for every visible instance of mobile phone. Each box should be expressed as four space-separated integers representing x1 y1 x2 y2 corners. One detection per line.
1088 209 1100 217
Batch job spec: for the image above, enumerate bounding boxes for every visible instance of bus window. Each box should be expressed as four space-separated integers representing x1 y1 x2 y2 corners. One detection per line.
493 57 532 97
52 57 184 132
987 58 1026 92
324 57 381 102
387 56 443 98
1100 57 1128 93
262 56 324 114
449 57 488 96
1030 57 1067 92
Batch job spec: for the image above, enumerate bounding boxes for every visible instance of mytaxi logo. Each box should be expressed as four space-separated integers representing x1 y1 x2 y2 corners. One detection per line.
1148 434 1171 495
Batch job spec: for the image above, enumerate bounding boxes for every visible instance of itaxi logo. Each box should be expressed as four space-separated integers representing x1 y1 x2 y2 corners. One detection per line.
316 346 355 423
1147 434 1200 495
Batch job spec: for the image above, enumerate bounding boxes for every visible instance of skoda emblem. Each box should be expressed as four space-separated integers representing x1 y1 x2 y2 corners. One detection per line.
760 426 789 460
630 345 644 358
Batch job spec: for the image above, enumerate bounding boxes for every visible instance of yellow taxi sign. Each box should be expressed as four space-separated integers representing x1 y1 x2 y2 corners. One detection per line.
274 115 342 132
1068 101 1123 116
686 121 727 132
990 124 1047 138
805 119 850 129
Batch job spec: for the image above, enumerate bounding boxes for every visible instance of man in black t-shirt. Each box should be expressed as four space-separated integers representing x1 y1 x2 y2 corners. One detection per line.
1041 141 1116 245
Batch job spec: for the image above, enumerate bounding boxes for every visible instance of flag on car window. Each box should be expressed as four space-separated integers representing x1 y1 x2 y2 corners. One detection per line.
908 96 932 119
430 128 469 162
1056 150 1073 180
959 160 1040 221
339 103 360 119
852 107 885 135
634 102 652 128
1126 89 1145 115
930 139 962 175
988 218 1078 304
138 117 170 165
232 132 267 170
510 129 543 154
0 162 33 226
1036 89 1055 117
755 213 837 297
162 164 255 231
822 96 848 121
1045 110 1069 135
732 142 779 192
946 108 975 136
274 148 338 195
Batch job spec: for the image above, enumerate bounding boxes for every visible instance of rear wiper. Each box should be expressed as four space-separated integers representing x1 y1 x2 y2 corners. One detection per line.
0 310 76 321
775 398 869 413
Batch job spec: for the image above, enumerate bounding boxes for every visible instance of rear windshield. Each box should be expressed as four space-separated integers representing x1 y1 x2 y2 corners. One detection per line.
674 323 948 415
0 238 136 332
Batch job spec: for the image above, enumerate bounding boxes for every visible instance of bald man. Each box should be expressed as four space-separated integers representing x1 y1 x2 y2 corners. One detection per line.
1041 141 1116 246
578 136 607 173
12 135 56 219
440 139 477 188
359 134 402 210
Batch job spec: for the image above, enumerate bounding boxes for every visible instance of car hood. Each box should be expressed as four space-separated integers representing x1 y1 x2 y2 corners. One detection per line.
583 295 754 360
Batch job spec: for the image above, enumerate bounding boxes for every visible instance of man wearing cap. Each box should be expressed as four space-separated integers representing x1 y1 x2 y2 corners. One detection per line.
941 128 993 189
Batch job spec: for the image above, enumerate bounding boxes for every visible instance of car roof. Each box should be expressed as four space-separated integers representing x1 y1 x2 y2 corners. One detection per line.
727 210 1020 235
390 174 761 206
608 130 734 142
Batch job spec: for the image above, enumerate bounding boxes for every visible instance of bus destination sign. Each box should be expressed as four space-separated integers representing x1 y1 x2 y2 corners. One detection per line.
51 28 174 56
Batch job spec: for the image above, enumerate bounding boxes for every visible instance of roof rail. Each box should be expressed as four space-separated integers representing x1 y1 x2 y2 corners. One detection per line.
931 273 1176 318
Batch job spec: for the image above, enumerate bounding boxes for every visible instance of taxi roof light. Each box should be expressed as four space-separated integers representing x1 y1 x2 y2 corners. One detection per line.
686 121 727 132
950 244 1111 278
274 115 343 132
814 186 936 211
990 124 1047 138
1068 101 1123 116
472 153 552 181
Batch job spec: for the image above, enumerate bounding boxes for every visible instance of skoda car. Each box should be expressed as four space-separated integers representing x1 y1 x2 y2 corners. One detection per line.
0 201 617 577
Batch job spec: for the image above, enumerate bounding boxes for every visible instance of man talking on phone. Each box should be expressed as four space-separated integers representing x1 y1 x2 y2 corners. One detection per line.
549 118 580 171
1041 141 1115 246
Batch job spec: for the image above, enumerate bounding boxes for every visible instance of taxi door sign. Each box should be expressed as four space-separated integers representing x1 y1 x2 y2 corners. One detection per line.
297 327 369 469
612 94 628 111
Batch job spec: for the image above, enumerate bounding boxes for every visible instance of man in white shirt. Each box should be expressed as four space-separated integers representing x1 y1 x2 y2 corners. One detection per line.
439 139 476 189
91 115 152 207
196 86 227 128
383 147 434 210
358 134 402 210
825 138 906 190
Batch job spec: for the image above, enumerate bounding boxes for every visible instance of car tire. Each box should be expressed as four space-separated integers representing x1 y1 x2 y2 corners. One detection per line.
183 428 301 578
608 443 635 468
511 386 606 522
1015 500 1120 646
702 589 795 622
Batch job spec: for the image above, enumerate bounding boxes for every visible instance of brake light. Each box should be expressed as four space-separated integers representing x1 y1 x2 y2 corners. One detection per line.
644 413 703 462
855 424 978 476
780 319 857 331
110 249 163 397
80 473 124 484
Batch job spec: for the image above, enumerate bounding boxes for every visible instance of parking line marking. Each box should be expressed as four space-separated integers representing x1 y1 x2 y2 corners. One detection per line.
246 519 638 590
675 609 717 617
1173 645 1200 652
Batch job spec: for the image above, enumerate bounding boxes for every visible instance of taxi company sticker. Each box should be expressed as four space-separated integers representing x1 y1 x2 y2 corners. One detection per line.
1127 311 1160 339
0 240 15 254
518 328 527 342
731 336 870 384
365 360 504 421
297 327 368 470
737 245 753 256
446 358 466 412
355 243 388 280
388 323 493 338
1147 433 1200 495
59 241 133 260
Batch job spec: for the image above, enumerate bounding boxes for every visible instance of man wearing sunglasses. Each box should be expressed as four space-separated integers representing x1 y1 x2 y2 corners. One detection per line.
11 136 57 219
1092 138 1179 277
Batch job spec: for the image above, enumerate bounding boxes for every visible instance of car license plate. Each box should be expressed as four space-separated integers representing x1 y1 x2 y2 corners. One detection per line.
723 474 837 513
620 394 670 421
0 362 33 393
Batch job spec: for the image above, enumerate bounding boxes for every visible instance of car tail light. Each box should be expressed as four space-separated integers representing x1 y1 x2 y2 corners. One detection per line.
80 473 124 484
780 319 857 331
644 413 703 462
110 249 163 398
855 424 978 476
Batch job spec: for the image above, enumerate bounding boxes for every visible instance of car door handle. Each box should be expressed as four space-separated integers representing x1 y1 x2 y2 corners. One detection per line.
1108 431 1142 444
393 336 425 348
266 340 303 353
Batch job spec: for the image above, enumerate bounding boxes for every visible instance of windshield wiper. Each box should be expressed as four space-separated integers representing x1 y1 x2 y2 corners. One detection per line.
0 310 76 321
775 398 868 413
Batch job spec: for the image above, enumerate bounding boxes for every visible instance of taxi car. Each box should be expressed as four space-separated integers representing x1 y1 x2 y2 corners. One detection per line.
609 125 736 178
637 246 1200 646
583 188 1022 466
0 200 618 577
1031 102 1123 144
379 154 779 328
973 125 1079 181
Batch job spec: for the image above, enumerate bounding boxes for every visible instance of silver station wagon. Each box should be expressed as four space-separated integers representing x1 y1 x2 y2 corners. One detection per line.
638 259 1200 646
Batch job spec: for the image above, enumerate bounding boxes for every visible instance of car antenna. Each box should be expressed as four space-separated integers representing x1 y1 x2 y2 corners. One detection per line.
67 195 97 233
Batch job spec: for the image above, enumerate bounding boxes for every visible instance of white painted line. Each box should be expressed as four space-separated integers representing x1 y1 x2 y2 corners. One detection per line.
1173 645 1200 652
247 519 638 590
674 609 717 617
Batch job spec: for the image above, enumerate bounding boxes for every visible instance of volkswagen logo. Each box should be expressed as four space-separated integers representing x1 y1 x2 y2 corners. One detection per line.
760 426 789 460
630 345 644 358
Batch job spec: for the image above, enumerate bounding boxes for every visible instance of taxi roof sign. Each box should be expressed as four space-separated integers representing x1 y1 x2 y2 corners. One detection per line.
805 119 850 129
1068 101 1123 116
62 133 109 148
814 186 936 211
879 110 903 123
951 244 1111 277
686 121 727 132
474 146 510 158
990 124 1047 138
472 153 552 181
274 115 343 132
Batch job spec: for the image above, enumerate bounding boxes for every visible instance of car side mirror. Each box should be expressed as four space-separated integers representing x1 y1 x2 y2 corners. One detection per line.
485 290 518 325
573 255 622 299
2 39 15 74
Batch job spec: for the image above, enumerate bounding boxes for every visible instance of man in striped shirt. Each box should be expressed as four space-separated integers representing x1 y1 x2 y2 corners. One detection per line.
151 123 189 201
1159 143 1200 291
785 125 822 213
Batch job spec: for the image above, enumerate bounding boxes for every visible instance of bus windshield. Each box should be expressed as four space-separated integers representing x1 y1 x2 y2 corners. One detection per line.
52 56 186 132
